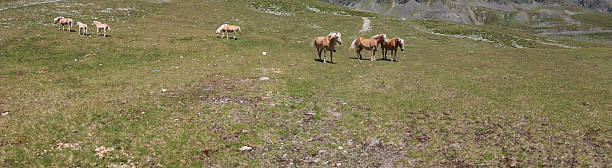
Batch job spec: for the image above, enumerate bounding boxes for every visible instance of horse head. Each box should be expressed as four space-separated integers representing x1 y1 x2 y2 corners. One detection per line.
53 17 62 24
328 32 342 44
398 38 405 51
216 24 228 35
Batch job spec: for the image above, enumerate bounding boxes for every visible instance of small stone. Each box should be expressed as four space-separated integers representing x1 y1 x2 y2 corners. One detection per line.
337 146 343 150
1 112 8 116
259 77 270 81
239 146 252 151
161 89 167 93
262 52 267 56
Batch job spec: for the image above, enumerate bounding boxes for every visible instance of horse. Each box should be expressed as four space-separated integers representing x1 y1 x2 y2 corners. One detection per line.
216 24 242 40
76 22 87 36
381 37 405 62
312 32 343 63
92 21 110 37
53 17 73 31
349 34 387 61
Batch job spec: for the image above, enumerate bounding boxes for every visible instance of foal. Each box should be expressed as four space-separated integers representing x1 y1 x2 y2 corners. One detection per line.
77 22 87 36
216 24 242 40
381 37 405 62
53 17 73 31
313 32 343 63
349 34 386 61
92 21 110 37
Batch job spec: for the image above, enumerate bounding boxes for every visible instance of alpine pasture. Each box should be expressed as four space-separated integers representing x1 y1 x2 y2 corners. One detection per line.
0 0 610 167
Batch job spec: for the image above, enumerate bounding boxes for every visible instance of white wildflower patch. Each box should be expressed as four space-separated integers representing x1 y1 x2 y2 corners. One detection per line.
305 5 320 12
52 142 82 150
0 0 64 11
305 5 350 16
251 3 292 16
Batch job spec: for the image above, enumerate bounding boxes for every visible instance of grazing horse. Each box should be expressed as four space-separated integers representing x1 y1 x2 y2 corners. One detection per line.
92 21 110 37
312 32 343 63
216 24 242 40
350 34 387 61
76 22 87 36
53 17 73 31
381 37 405 62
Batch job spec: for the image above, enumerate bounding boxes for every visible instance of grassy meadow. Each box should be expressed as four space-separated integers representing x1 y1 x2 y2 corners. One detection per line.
0 0 610 167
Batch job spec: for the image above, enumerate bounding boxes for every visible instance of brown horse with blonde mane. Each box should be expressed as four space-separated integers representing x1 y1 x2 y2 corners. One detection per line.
350 34 387 61
77 22 87 36
216 24 242 40
92 21 110 37
53 17 73 31
381 37 405 62
312 32 342 63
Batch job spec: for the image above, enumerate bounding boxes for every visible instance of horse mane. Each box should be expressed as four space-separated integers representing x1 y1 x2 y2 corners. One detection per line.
216 24 228 33
327 32 340 39
371 34 386 39
54 17 63 23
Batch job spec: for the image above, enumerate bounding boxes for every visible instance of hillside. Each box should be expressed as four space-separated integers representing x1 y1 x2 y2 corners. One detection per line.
0 0 611 167
322 0 612 40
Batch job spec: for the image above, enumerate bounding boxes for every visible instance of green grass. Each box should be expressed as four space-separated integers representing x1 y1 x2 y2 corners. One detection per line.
571 12 612 28
1 0 611 167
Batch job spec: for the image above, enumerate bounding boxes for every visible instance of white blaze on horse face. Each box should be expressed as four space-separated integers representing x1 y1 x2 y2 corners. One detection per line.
336 32 342 44
399 39 405 51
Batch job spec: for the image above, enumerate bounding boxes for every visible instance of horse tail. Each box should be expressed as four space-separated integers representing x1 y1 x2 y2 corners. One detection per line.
350 39 358 50
106 25 110 31
237 26 242 34
311 38 316 47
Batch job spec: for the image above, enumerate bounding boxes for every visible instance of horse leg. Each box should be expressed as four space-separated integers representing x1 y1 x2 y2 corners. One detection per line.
322 50 327 63
104 29 106 37
317 48 322 60
371 47 376 61
393 49 397 62
330 50 333 63
357 47 362 59
384 49 388 60
233 31 237 40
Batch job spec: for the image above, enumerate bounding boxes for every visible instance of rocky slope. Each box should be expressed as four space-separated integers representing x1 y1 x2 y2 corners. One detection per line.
321 0 611 26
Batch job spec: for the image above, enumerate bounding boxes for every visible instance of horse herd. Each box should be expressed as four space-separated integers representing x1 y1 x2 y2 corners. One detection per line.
314 33 405 63
51 18 403 63
53 16 111 37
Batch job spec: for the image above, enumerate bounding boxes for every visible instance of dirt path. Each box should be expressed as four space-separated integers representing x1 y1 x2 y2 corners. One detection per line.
359 17 371 32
